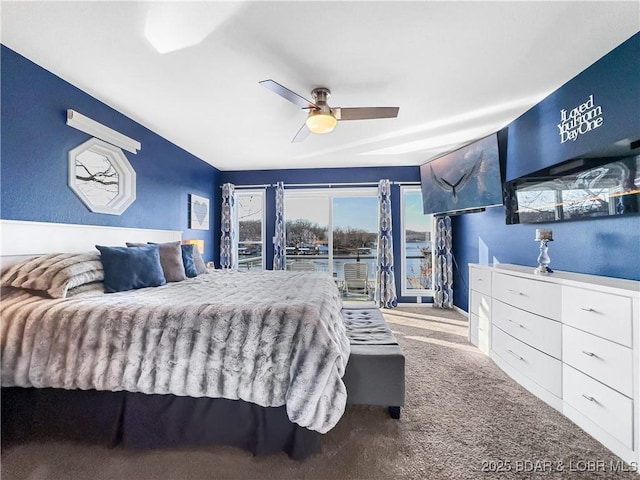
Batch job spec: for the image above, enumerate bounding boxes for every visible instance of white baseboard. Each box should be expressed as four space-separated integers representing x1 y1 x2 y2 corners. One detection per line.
396 302 434 307
454 305 469 317
396 302 469 317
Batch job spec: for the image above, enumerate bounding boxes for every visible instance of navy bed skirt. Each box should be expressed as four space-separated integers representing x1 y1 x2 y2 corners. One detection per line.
1 387 320 460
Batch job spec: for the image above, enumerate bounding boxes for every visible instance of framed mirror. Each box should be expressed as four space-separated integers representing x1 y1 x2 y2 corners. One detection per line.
68 137 136 215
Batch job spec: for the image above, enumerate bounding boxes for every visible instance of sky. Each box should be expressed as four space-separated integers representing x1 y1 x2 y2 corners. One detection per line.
284 195 330 227
285 190 431 233
237 190 431 233
333 197 378 231
285 195 378 232
237 192 263 221
404 190 431 232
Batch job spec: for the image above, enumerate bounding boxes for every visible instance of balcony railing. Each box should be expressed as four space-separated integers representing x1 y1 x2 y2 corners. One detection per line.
237 252 433 297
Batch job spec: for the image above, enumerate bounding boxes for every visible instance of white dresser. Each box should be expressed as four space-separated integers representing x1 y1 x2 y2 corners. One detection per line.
468 263 640 465
468 265 492 354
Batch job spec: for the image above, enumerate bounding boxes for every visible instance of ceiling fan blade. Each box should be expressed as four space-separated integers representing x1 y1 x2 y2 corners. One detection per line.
334 107 399 121
291 123 311 143
259 79 317 109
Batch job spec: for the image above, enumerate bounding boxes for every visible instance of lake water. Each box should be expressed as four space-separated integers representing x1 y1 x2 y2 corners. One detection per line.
239 242 432 289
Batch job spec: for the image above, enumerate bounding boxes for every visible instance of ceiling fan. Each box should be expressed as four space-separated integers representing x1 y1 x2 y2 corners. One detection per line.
259 79 399 143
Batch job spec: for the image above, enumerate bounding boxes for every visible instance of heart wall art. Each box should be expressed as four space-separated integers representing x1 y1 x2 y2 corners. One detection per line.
189 194 210 230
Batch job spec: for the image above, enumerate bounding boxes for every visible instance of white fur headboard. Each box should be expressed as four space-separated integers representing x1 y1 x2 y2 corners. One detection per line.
0 220 182 261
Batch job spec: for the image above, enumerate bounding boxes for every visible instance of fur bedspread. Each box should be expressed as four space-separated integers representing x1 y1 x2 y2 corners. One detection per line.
1 270 350 433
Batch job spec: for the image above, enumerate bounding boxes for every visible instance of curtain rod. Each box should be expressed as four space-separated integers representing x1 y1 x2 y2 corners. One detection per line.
283 181 421 188
219 184 271 189
284 182 378 188
220 181 421 189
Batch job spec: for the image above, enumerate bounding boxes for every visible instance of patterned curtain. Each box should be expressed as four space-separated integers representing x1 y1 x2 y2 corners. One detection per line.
219 183 238 269
374 179 397 309
272 181 287 270
433 215 454 308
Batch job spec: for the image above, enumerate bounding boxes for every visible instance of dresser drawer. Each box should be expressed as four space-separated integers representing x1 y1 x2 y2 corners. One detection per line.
469 313 490 354
493 273 561 320
492 299 561 359
561 286 632 347
470 290 491 319
563 325 632 397
492 326 562 397
469 314 479 346
563 364 633 449
470 267 492 296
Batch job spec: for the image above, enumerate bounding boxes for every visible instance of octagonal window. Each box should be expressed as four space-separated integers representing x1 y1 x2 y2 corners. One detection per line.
68 138 136 215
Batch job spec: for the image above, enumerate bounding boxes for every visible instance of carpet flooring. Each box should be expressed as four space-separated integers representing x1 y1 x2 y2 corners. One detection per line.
1 306 637 479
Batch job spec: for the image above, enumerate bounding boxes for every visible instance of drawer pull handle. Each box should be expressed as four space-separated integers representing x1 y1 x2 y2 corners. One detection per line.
582 350 597 357
506 349 524 361
507 319 524 328
581 307 595 312
507 289 523 296
581 394 596 402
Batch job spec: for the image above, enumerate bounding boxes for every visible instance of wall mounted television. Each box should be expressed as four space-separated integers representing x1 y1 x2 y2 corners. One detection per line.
419 133 503 216
505 154 640 224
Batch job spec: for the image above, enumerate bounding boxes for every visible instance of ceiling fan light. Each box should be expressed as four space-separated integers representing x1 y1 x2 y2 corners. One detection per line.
306 112 337 134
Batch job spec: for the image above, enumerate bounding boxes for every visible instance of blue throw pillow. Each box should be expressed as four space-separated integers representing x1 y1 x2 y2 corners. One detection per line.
95 244 166 293
181 244 198 278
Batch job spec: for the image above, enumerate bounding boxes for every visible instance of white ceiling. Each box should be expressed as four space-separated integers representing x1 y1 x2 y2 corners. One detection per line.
2 1 638 171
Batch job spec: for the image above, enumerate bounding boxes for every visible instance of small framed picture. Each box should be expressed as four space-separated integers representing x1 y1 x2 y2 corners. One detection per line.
189 194 210 230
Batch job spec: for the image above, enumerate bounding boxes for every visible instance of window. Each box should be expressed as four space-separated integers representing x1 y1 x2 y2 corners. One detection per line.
284 188 378 300
284 191 329 272
236 190 265 270
331 194 378 290
68 137 136 215
401 186 434 297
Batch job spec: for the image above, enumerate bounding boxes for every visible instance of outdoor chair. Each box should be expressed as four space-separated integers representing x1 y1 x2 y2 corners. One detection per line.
288 261 315 271
343 262 369 297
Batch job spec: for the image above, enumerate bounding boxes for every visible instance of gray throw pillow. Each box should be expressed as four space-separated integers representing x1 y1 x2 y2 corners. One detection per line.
192 247 208 274
126 241 187 282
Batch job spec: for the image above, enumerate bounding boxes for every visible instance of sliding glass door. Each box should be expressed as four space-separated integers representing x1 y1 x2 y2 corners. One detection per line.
284 191 329 272
331 195 378 293
284 189 378 299
401 186 434 296
236 189 265 270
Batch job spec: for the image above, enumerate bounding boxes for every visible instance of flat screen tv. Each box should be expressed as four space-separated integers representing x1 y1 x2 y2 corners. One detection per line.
505 154 640 224
419 133 503 215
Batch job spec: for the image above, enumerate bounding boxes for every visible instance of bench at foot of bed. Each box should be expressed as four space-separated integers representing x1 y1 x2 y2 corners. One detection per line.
341 307 405 418
388 406 401 419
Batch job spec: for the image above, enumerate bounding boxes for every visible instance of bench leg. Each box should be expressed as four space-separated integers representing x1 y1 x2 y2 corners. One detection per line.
388 406 401 419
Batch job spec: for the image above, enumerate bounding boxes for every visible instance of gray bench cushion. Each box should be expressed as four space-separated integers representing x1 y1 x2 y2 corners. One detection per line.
342 307 398 345
342 307 405 408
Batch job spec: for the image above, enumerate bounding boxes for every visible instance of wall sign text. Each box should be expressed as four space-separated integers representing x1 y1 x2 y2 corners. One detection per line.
557 95 604 144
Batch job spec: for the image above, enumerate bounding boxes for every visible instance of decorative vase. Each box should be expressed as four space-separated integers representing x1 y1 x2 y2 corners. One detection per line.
534 229 553 274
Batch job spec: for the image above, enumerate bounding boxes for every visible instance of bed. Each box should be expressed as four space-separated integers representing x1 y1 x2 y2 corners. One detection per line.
0 223 350 460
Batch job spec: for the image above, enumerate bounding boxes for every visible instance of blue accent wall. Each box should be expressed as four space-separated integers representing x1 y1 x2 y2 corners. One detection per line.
221 166 425 303
454 34 640 311
507 33 640 180
1 45 220 261
452 206 640 311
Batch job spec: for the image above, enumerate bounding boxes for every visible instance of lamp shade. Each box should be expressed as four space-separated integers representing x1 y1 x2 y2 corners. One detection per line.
306 111 337 134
